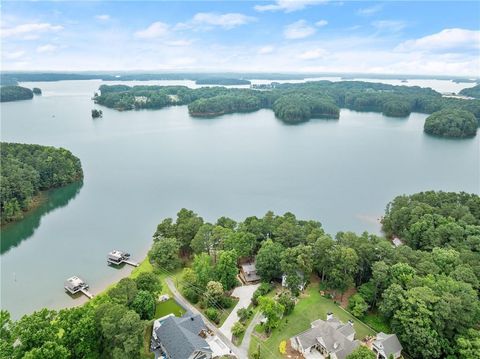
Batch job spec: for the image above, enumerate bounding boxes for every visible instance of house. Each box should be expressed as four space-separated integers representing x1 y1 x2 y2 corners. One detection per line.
290 312 360 359
107 250 130 265
240 262 261 284
372 332 403 359
64 276 88 294
392 237 403 248
281 271 307 292
151 312 213 359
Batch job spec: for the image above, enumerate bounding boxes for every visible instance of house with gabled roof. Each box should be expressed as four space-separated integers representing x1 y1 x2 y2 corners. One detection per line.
240 262 261 284
290 312 360 359
151 311 213 359
372 332 403 359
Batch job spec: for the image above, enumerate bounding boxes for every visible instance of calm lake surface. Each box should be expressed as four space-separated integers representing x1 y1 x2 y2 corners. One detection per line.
1 79 479 318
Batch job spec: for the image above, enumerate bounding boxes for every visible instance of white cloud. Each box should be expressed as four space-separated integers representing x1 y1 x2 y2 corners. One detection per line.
164 39 192 47
258 45 275 54
4 50 25 60
135 22 169 38
284 20 316 39
357 4 383 16
254 0 327 13
396 28 480 53
315 20 328 27
188 12 256 29
37 44 57 53
95 15 110 21
372 20 406 32
1 22 63 38
298 48 329 60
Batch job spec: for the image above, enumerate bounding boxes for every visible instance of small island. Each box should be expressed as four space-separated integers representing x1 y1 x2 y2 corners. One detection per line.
91 109 103 118
1 142 83 224
424 108 478 138
0 86 34 102
195 78 251 86
32 87 42 95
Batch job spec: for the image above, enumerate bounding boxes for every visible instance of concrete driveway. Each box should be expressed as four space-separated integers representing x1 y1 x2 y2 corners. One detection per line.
220 283 260 340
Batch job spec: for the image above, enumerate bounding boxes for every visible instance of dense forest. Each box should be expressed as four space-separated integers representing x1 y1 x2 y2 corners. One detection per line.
424 108 478 138
93 81 480 127
195 78 251 85
460 84 480 99
0 143 83 224
0 86 33 102
3 191 478 358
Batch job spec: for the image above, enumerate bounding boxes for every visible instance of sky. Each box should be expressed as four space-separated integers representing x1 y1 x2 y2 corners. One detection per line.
1 0 479 76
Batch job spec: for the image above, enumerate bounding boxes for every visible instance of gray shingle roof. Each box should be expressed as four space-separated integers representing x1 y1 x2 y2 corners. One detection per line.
293 316 359 359
154 312 212 359
374 332 403 356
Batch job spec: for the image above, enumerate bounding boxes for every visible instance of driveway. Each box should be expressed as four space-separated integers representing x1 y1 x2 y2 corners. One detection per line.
239 311 262 353
220 283 260 340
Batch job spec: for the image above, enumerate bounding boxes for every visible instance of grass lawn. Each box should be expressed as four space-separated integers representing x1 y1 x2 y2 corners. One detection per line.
362 311 391 333
155 298 186 318
142 322 154 359
248 286 376 359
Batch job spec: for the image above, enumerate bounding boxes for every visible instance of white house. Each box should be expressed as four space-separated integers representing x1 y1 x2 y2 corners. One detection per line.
290 313 360 359
372 332 403 359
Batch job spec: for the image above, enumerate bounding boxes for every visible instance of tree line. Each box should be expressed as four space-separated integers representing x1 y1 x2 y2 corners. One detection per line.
93 81 480 128
0 86 34 102
0 142 83 224
195 78 251 85
460 84 480 99
0 271 162 359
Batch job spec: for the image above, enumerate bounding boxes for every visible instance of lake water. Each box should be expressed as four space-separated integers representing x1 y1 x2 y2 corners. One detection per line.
1 79 479 318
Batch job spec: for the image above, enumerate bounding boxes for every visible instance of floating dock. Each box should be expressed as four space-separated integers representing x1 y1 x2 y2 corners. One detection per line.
107 250 139 267
64 276 93 299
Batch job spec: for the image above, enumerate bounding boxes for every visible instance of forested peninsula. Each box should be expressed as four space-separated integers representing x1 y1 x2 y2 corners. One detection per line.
424 108 478 138
94 81 480 128
0 86 34 102
0 143 83 224
460 84 480 99
1 190 479 359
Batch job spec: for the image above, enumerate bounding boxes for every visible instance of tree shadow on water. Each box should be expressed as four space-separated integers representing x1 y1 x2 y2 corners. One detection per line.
0 181 83 255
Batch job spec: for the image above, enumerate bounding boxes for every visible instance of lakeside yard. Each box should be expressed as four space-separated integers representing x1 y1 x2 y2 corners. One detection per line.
249 286 376 359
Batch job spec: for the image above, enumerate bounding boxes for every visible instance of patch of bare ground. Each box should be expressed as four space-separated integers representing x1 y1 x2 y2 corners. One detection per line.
285 340 304 358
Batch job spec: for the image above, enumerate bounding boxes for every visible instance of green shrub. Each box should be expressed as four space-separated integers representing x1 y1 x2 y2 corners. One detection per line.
205 308 220 323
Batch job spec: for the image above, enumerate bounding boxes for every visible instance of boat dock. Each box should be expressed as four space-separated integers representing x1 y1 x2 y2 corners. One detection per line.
107 250 139 267
64 276 94 299
80 288 94 299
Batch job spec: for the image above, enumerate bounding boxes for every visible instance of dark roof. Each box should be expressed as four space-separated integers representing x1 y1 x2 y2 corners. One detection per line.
154 311 212 359
241 263 261 282
374 333 403 356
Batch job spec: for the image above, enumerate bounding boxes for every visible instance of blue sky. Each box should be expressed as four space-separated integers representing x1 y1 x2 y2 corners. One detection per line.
1 1 479 75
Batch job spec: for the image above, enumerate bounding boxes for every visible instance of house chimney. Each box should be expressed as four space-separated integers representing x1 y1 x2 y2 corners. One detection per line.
327 312 333 321
348 320 354 326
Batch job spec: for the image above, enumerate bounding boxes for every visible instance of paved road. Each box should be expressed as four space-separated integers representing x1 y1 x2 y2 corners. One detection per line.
240 311 262 354
220 283 260 340
165 278 246 358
